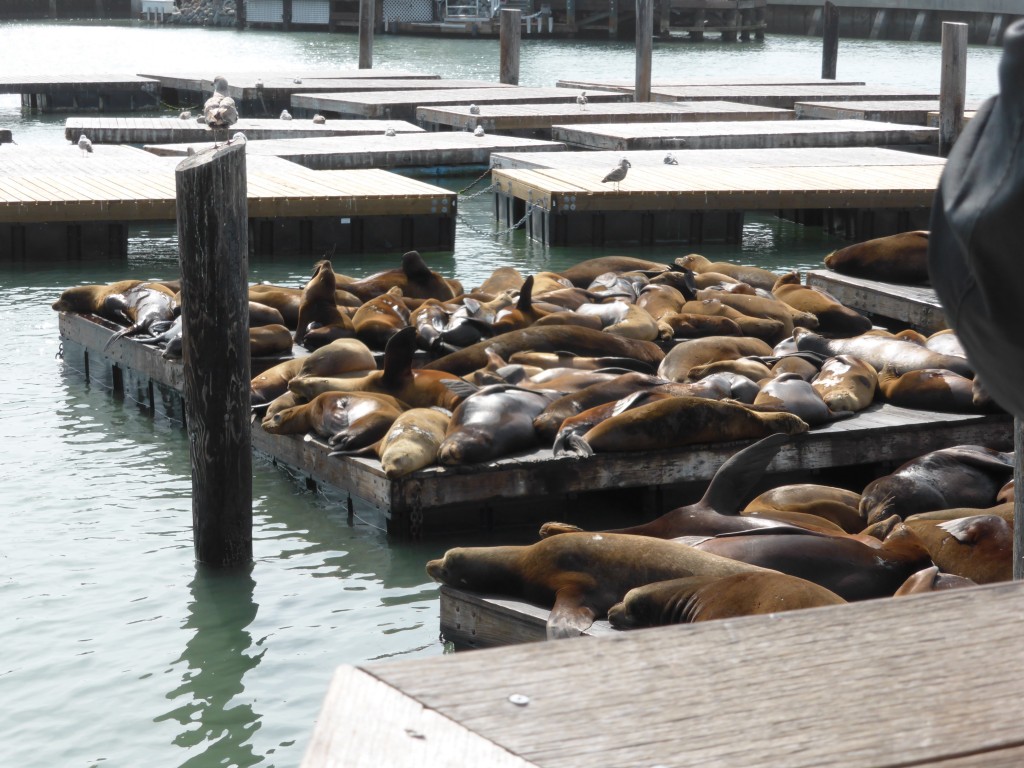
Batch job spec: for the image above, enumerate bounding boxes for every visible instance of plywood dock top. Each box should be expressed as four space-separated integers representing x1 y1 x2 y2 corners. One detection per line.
550 118 937 150
137 69 440 92
0 74 160 94
795 99 983 125
807 269 947 333
415 100 793 132
290 87 630 120
64 117 424 145
305 580 1024 767
142 131 565 170
490 146 947 172
556 76 867 91
650 84 938 109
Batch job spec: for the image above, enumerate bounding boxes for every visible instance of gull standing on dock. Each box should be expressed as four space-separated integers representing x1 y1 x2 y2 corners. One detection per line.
602 158 630 191
280 109 293 120
77 134 93 156
203 76 238 129
577 91 588 110
312 114 326 124
664 152 679 165
469 104 480 115
473 125 485 137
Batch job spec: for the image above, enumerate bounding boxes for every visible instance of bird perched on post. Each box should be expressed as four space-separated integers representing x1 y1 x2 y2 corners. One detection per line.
203 76 238 130
576 91 588 110
77 134 93 156
602 158 630 191
664 152 678 165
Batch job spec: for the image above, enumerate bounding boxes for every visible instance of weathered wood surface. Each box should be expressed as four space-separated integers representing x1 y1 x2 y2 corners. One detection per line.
143 132 565 170
806 269 947 333
305 580 1024 767
64 117 423 145
500 8 521 86
649 84 938 109
927 109 977 127
821 0 839 79
796 99 982 125
0 74 160 94
290 87 631 121
555 76 866 91
416 100 793 133
136 70 439 94
490 146 946 171
550 118 937 150
939 21 969 155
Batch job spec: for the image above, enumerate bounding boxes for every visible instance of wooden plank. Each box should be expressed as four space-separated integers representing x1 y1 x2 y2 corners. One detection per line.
807 269 948 333
649 84 938 110
556 76 866 91
796 99 982 126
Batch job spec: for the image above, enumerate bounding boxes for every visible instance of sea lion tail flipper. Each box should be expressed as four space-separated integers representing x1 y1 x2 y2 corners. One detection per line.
102 324 139 352
538 521 584 538
442 378 479 399
700 433 789 515
547 585 596 640
554 432 594 458
516 275 535 311
381 326 417 385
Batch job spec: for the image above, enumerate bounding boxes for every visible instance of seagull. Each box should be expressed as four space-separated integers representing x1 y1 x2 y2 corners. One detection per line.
312 114 326 124
293 78 303 84
664 152 678 165
203 75 238 129
280 109 293 120
469 104 480 115
384 126 396 137
179 110 192 120
577 91 588 110
473 125 485 137
227 132 247 145
602 158 630 191
78 134 93 156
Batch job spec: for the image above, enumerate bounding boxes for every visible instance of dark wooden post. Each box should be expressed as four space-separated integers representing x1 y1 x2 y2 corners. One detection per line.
500 9 521 85
49 0 58 18
635 0 652 102
282 0 292 30
236 0 247 29
566 0 576 35
1015 419 1023 580
608 0 618 39
939 21 968 156
175 143 252 568
359 0 375 69
95 0 106 17
821 1 839 80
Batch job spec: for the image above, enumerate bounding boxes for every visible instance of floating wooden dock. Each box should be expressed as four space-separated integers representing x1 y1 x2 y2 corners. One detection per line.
142 132 566 173
556 76 866 91
304 580 1024 766
290 87 631 122
492 161 941 245
64 117 424 145
0 74 161 112
806 269 947 334
795 99 982 126
649 84 939 110
550 118 937 151
415 101 794 137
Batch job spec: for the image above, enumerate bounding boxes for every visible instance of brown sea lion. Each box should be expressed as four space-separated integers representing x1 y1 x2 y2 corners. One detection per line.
905 502 1014 525
686 357 772 382
636 283 686 320
340 250 456 302
52 279 145 316
769 354 820 380
859 445 1014 524
658 336 773 382
676 254 780 292
533 312 604 331
893 565 977 596
575 300 660 341
824 230 930 285
607 571 846 628
551 391 680 457
997 479 1014 504
811 355 877 413
351 286 410 349
423 326 665 376
508 351 656 374
794 328 973 378
771 271 872 337
262 390 405 451
924 329 966 358
475 266 524 295
743 484 865 534
752 372 853 426
530 286 601 311
559 256 672 288
437 385 555 465
491 276 550 333
377 407 452 479
249 301 286 328
658 312 742 340
678 298 786 343
426 531 768 638
876 365 980 412
249 324 294 357
248 284 302 328
903 515 1012 584
519 367 627 394
294 260 354 346
695 289 819 334
250 338 375 406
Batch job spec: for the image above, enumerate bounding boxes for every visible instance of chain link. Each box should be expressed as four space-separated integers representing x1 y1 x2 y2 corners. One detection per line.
456 202 536 237
456 165 497 197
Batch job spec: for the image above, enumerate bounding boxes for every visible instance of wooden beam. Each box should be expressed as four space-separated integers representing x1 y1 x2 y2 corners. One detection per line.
500 9 521 86
821 1 839 80
634 0 653 102
1015 418 1023 580
359 0 374 69
939 21 967 156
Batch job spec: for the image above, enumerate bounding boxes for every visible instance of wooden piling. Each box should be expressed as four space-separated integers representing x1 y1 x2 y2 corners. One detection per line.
175 143 252 567
236 0 246 29
821 1 839 80
359 0 374 70
939 21 967 156
635 0 653 102
500 9 521 86
282 0 292 31
1015 418 1023 581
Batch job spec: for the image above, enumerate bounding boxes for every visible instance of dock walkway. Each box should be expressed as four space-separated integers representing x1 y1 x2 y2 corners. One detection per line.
0 74 160 112
807 269 947 333
650 84 939 109
795 99 983 125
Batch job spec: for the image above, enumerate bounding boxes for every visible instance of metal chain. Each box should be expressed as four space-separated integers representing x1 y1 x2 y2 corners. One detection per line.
456 203 536 237
456 165 497 197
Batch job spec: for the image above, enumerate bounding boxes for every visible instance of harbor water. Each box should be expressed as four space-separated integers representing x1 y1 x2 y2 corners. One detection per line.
0 19 1003 767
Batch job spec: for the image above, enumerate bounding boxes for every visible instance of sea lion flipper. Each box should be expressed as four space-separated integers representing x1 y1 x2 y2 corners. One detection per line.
554 432 594 458
442 378 480 398
538 521 584 538
381 326 417 385
547 585 596 640
516 275 535 311
700 433 789 515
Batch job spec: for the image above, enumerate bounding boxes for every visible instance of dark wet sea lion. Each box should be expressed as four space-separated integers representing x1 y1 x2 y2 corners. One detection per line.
262 391 405 452
676 254 779 292
743 484 865 534
377 407 451 479
533 372 673 441
559 256 672 288
437 385 554 465
795 328 973 378
811 355 877 413
658 336 773 381
893 565 977 596
876 365 980 412
607 571 846 628
824 230 930 285
426 531 768 638
903 515 1012 584
351 286 410 349
771 271 872 337
99 282 179 350
249 324 294 357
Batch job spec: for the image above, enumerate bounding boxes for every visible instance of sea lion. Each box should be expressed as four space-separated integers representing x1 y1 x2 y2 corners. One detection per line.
752 372 853 426
695 288 819 334
768 354 820 380
903 515 1012 584
52 279 145 316
530 286 601 311
249 301 286 328
294 260 354 346
559 256 672 288
859 445 1014 524
658 336 773 382
248 284 302 328
676 254 779 292
658 312 742 340
507 351 656 374
571 396 808 457
476 266 524 295
607 571 846 628
925 329 966 358
876 365 980 412
533 312 604 331
492 276 550 333
437 385 555 465
99 282 179 350
678 298 785 343
794 328 974 378
262 391 405 451
824 230 930 285
686 357 772 382
426 531 768 638
893 565 976 596
249 324 294 357
423 326 665 376
351 286 410 349
575 300 659 341
811 355 877 413
340 250 456 302
551 391 680 456
905 502 1014 525
997 479 1014 503
519 366 627 394
636 283 686 320
743 484 865 534
250 338 375 406
377 407 452 479
771 271 872 337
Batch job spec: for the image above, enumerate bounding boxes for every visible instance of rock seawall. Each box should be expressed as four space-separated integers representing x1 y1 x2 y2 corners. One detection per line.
168 0 238 27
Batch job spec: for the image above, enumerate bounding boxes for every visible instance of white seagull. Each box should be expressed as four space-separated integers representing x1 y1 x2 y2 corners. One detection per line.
203 75 238 129
576 91 588 110
473 125 485 137
312 114 326 124
384 126 396 137
601 158 630 191
469 104 480 115
664 152 678 165
78 134 93 156
179 110 192 120
280 109 293 121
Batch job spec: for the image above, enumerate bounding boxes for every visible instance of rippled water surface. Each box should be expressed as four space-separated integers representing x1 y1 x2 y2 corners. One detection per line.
0 18 1004 767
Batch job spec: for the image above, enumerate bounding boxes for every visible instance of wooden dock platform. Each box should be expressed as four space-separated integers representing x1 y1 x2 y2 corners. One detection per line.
549 118 937 151
806 269 947 334
142 132 566 173
415 100 793 136
64 117 424 145
492 161 941 246
304 580 1024 766
0 74 161 112
650 84 939 110
795 99 982 126
290 88 631 122
556 76 866 91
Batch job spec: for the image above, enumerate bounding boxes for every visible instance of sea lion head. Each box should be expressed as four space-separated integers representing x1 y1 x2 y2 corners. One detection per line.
426 546 523 593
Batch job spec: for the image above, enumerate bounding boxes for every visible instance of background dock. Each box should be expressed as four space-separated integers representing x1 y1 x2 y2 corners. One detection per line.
555 76 867 91
806 269 947 333
0 74 160 112
650 84 939 109
795 99 982 125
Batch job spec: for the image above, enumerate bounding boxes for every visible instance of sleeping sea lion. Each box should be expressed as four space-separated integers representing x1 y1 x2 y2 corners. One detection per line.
377 407 452 479
351 286 410 349
99 282 179 350
893 565 977 596
559 256 672 288
249 324 293 357
811 355 877 413
492 276 550 333
743 484 865 534
658 336 773 382
251 338 375 406
876 365 980 412
771 271 872 337
249 301 286 328
752 372 853 426
823 230 930 285
903 515 1012 584
52 279 145 317
678 298 785 343
437 385 555 465
676 254 779 292
795 329 973 378
261 390 405 449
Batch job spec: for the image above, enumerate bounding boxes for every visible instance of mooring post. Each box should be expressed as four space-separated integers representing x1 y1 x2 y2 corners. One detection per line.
282 0 292 30
939 21 968 156
635 0 653 101
1015 418 1023 580
236 0 247 29
175 143 253 568
821 1 839 79
359 0 375 69
500 9 522 85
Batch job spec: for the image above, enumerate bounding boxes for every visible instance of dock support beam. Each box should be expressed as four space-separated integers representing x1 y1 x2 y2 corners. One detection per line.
1016 419 1023 580
237 0 246 29
821 1 838 79
359 0 375 69
175 143 252 568
939 21 967 156
500 9 521 85
635 0 652 102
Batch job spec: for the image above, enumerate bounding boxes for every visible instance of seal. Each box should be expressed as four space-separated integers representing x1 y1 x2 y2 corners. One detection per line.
425 530 768 638
657 336 773 382
377 407 452 479
823 230 930 285
248 284 302 328
924 329 966 358
437 384 555 465
903 514 1012 584
679 298 785 343
340 250 456 302
905 502 1014 524
551 391 679 456
262 390 405 452
811 354 878 413
675 254 780 292
771 271 872 336
52 279 146 317
294 259 354 346
249 301 286 328
695 289 819 336
893 565 977 596
508 351 656 374
575 300 660 341
492 276 551 333
559 256 673 288
249 324 294 357
859 445 1014 524
743 483 865 534
607 571 846 628
876 365 980 412
794 328 974 378
351 285 410 349
476 265 524 295
658 312 742 340
686 357 772 382
99 282 179 350
752 372 854 426
636 283 686 320
251 338 375 406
